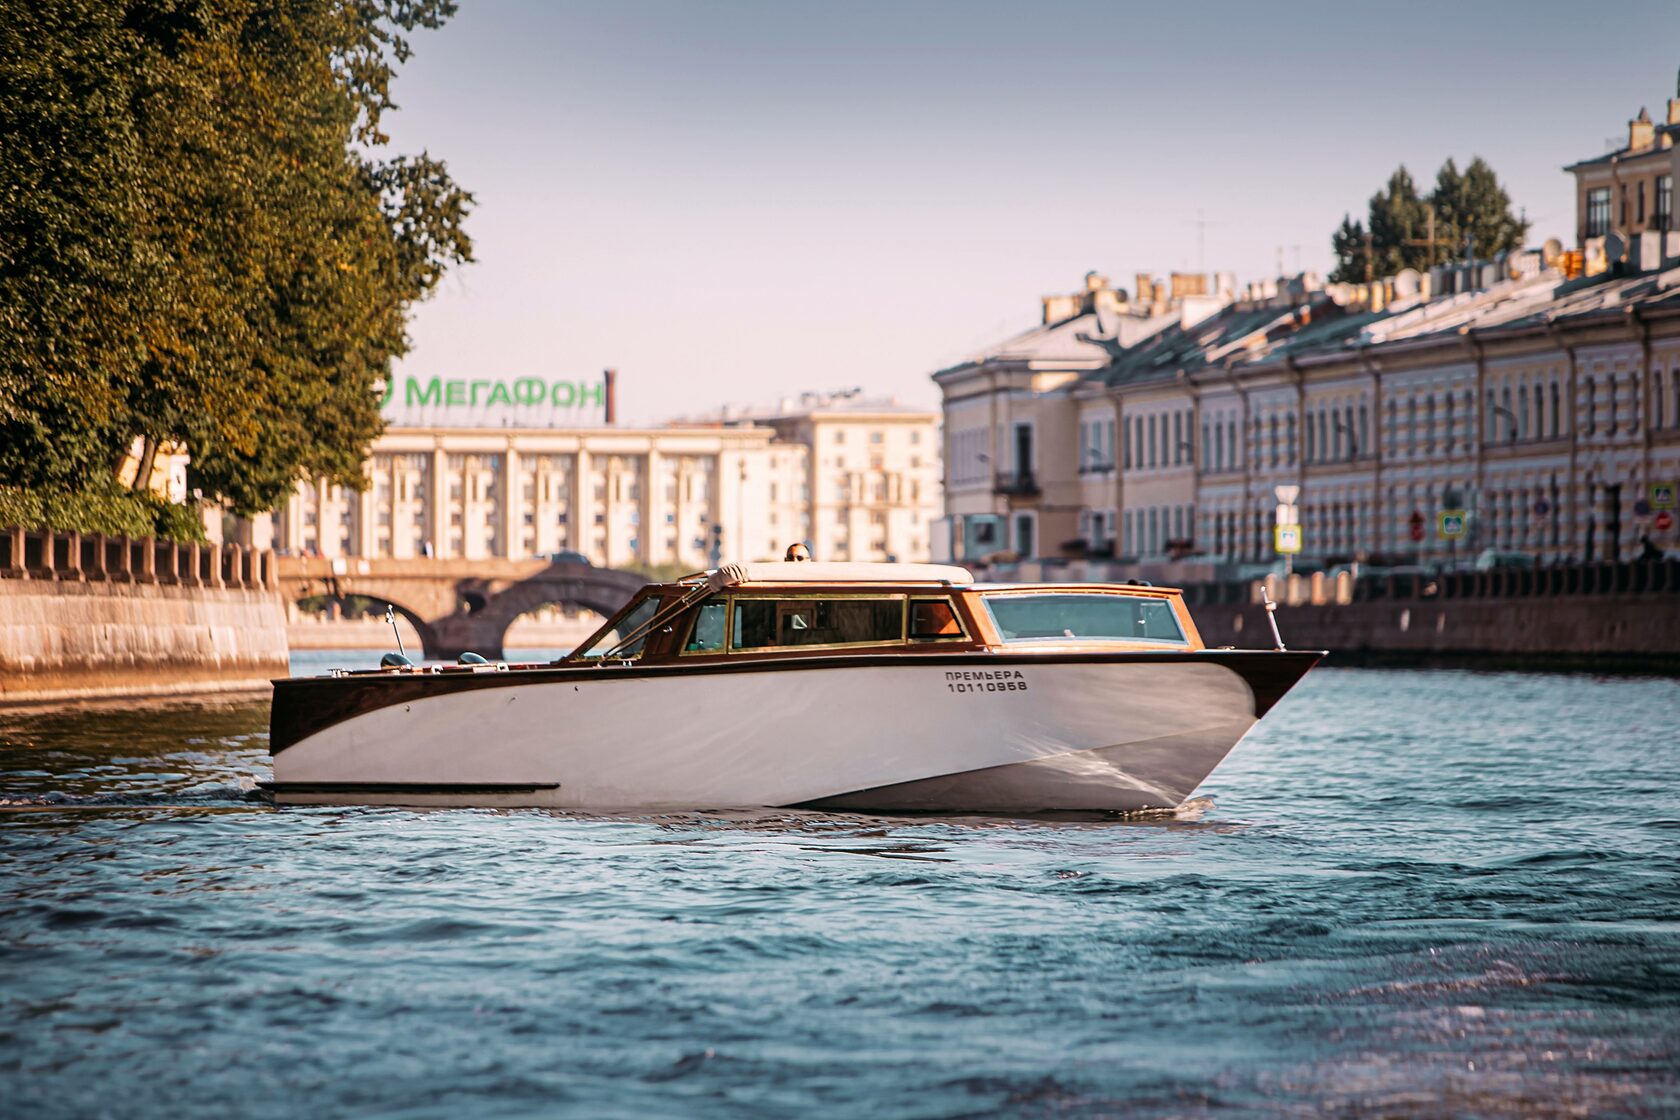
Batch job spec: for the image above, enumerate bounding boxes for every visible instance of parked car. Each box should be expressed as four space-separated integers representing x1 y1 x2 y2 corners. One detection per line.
544 550 592 566
1473 549 1536 571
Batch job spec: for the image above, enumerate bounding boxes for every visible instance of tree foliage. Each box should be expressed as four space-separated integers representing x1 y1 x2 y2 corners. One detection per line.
0 0 473 516
1329 157 1527 284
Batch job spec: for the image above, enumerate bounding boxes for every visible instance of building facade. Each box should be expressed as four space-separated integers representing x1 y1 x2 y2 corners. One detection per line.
939 263 1680 572
1565 85 1679 251
275 424 779 570
936 81 1680 574
270 386 942 569
715 392 942 563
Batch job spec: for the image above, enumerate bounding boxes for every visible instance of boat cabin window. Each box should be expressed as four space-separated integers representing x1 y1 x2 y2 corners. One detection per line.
981 593 1186 646
574 594 661 659
730 596 903 651
684 598 727 652
909 598 966 641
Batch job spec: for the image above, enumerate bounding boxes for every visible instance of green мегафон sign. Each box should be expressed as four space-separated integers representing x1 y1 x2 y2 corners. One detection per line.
380 375 608 428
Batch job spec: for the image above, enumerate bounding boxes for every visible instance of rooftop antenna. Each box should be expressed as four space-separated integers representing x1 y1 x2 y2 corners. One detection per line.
1186 209 1226 273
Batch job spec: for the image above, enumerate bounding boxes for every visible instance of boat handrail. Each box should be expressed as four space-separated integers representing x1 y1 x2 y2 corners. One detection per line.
592 572 736 661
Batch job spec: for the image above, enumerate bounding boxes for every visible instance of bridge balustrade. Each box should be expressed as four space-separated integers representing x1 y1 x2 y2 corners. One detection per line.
0 526 274 591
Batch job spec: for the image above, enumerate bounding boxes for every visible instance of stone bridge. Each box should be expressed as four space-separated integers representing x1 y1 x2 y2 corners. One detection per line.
277 556 650 660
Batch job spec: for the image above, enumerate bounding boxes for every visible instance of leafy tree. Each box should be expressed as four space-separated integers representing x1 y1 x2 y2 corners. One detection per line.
0 0 473 519
1330 158 1528 283
0 2 145 490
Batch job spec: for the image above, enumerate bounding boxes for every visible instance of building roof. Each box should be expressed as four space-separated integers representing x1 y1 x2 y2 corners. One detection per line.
935 308 1119 375
674 391 937 426
1077 264 1680 385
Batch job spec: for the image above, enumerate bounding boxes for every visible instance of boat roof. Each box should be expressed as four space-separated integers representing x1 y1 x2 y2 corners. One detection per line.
710 561 975 586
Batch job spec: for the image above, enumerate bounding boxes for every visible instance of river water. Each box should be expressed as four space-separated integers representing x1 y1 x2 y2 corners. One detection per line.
2 656 1677 1118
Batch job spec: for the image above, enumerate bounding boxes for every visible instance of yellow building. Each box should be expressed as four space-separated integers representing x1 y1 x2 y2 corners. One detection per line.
683 391 943 562
1565 84 1679 254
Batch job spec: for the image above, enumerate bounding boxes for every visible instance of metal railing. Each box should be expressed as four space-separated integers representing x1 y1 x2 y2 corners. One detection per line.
992 471 1040 497
1174 558 1680 608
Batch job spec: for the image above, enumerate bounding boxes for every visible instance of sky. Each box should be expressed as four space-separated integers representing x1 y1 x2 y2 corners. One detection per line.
379 0 1680 423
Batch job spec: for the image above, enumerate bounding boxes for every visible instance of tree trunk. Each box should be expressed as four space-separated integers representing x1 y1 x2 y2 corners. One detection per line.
131 436 158 493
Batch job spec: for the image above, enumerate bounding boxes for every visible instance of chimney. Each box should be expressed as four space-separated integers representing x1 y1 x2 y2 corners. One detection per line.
1169 272 1208 299
1629 106 1654 151
1041 293 1079 324
603 367 618 425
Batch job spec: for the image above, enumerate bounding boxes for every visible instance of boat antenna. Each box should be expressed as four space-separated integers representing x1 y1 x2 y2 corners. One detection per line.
384 603 406 659
1260 584 1286 651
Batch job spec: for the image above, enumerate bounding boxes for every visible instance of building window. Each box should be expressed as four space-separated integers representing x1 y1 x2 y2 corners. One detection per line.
1586 187 1611 238
1659 175 1674 231
1012 512 1036 558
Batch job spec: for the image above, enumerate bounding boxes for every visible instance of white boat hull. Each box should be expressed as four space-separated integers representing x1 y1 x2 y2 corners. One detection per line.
269 655 1306 813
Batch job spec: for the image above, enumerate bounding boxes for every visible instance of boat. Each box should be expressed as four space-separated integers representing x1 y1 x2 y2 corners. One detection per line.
266 561 1321 813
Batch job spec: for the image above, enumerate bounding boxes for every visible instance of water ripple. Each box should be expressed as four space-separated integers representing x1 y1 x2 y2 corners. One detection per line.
0 664 1677 1117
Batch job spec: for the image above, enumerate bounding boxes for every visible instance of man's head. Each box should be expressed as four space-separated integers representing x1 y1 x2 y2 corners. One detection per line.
785 542 811 562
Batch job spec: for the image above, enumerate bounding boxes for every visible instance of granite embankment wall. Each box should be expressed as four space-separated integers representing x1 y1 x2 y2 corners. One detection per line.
1 528 288 703
1184 560 1680 669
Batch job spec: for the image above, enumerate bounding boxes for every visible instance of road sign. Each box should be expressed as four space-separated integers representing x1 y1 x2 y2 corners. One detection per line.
1275 503 1298 526
1408 509 1425 543
1652 482 1677 510
1273 484 1300 505
1274 524 1303 554
1532 498 1551 517
1656 511 1676 533
1438 510 1468 541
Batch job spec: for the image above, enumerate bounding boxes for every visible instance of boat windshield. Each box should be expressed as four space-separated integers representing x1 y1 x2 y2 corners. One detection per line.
573 595 661 659
981 593 1186 646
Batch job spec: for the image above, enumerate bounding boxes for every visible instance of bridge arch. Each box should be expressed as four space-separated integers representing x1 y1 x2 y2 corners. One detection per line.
435 567 649 660
286 583 440 660
277 557 651 662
